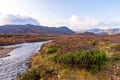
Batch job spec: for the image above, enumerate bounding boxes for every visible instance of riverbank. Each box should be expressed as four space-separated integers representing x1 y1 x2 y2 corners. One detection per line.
0 47 16 58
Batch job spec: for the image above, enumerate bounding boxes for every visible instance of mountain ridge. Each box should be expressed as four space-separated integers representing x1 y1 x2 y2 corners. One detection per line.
0 24 75 36
0 24 120 36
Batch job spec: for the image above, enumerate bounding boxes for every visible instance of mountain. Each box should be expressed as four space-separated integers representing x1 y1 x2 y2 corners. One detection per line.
0 24 119 36
74 32 96 36
87 28 120 35
87 28 101 33
0 24 75 36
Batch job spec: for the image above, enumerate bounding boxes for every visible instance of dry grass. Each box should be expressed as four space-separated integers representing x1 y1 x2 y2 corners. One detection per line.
0 34 57 46
18 35 120 80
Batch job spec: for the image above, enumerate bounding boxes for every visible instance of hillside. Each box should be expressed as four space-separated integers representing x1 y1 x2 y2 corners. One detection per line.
0 24 74 36
74 32 97 36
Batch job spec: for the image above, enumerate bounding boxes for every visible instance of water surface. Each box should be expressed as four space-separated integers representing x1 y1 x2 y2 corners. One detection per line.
0 41 48 80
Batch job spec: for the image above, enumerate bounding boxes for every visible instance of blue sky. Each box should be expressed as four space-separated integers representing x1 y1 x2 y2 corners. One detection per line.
0 0 120 31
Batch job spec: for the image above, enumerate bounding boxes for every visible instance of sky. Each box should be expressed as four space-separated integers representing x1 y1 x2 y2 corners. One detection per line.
0 0 120 31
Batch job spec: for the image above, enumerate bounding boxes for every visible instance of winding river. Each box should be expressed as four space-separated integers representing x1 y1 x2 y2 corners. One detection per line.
0 41 49 80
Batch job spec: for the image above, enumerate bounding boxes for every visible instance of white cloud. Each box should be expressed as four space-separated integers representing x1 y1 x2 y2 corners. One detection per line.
0 14 40 25
67 15 120 31
0 14 120 31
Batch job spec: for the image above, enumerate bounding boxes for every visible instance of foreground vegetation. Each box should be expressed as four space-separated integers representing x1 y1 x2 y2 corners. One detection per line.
18 35 120 80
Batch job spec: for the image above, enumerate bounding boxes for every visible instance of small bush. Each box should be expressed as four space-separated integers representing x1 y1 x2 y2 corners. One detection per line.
52 49 106 71
90 40 98 46
47 47 57 54
52 56 59 63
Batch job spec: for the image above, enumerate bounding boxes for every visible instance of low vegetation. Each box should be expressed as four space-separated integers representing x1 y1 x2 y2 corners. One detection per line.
18 35 120 80
90 40 98 46
47 47 57 54
0 34 57 46
53 49 106 71
111 44 120 52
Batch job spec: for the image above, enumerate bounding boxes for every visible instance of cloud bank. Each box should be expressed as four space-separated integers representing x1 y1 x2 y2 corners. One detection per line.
0 14 40 25
68 15 120 31
0 14 120 31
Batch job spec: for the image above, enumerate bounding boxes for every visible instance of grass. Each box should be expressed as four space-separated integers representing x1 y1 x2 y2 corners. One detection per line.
90 40 98 46
17 67 41 80
53 49 106 71
47 47 57 54
18 35 120 80
111 44 120 52
0 34 57 46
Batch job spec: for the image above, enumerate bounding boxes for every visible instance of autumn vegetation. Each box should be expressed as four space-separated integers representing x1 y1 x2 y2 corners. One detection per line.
16 35 120 80
0 34 56 46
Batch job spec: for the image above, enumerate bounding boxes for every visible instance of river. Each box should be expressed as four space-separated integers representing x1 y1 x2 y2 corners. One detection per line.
0 41 49 80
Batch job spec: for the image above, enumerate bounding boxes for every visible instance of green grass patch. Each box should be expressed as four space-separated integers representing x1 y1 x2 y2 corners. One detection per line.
47 47 57 54
52 49 107 71
90 40 98 46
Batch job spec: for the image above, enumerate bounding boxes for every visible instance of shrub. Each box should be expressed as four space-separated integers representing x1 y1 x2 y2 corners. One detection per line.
47 47 57 54
52 56 59 63
52 49 106 71
90 40 98 46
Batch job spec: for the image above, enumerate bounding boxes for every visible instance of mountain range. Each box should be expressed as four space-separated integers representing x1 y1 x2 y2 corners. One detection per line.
0 24 120 36
0 24 74 36
74 32 97 36
86 28 120 35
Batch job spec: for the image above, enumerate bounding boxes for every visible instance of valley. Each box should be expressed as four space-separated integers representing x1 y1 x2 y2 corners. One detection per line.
0 1 120 80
